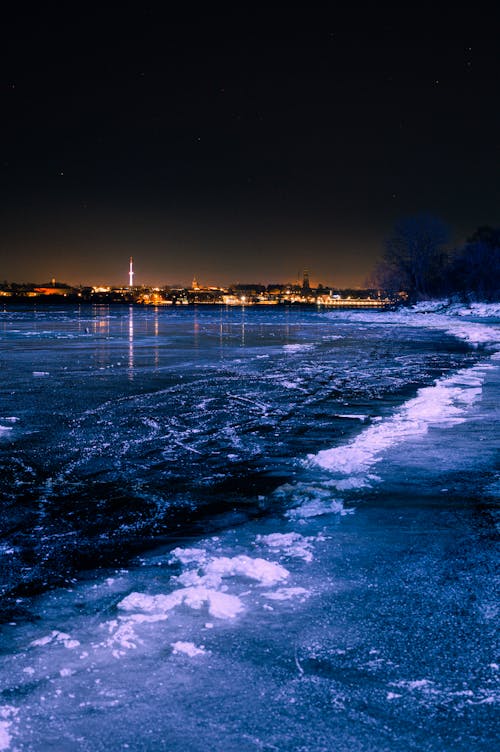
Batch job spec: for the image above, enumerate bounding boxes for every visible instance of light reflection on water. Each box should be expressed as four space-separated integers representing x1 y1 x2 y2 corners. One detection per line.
128 305 134 379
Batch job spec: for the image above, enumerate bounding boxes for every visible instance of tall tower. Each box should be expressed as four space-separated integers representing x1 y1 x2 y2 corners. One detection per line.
129 256 134 288
302 269 310 290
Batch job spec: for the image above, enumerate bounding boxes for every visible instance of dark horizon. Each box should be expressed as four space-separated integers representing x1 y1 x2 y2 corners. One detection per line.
1 5 499 287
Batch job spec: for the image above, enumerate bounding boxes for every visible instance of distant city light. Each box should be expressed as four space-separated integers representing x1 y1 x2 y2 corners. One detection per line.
129 257 134 288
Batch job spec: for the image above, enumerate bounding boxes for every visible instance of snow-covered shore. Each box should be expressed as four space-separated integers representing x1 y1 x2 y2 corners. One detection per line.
401 300 500 319
325 300 500 350
311 301 500 474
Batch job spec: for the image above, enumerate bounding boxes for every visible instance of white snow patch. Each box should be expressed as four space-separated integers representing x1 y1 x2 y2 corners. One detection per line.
334 414 368 421
280 380 301 389
287 498 351 519
204 555 289 586
0 706 18 752
174 554 289 589
170 547 209 565
116 551 289 637
283 343 314 352
392 679 434 691
101 612 169 654
263 587 310 601
118 587 244 620
256 532 316 562
332 476 373 491
171 641 208 657
30 631 80 649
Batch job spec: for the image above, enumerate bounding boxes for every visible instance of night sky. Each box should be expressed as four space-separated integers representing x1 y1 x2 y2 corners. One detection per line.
1 5 499 288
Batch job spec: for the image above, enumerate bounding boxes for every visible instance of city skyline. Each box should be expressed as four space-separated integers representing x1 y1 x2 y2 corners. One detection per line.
0 253 365 290
0 259 379 292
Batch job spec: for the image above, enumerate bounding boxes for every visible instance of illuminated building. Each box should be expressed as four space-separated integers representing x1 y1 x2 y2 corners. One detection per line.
129 257 134 288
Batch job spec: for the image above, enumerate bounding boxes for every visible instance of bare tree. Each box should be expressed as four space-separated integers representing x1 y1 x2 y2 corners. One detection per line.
452 226 500 302
382 214 450 300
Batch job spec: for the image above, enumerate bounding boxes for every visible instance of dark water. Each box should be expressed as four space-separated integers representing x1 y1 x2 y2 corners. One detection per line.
0 304 498 750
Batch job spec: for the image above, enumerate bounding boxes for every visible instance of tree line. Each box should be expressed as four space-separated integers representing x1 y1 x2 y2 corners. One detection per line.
371 214 500 303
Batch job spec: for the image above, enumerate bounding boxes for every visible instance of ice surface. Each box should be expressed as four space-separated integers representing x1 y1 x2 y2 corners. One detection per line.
1 304 499 751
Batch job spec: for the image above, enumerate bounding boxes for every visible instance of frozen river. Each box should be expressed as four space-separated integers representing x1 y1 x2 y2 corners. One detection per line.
0 303 498 750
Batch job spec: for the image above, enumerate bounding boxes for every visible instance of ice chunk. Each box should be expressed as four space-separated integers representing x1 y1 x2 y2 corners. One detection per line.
333 414 368 421
118 587 244 620
171 641 208 657
263 587 309 601
287 498 350 519
0 417 19 435
117 591 184 614
0 706 18 752
332 477 371 491
30 631 80 649
102 612 170 655
256 532 316 562
170 547 208 565
392 679 434 691
205 555 289 586
283 344 314 352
